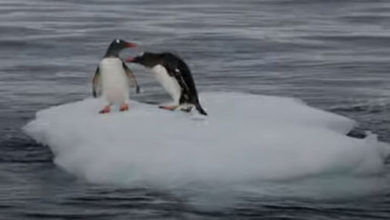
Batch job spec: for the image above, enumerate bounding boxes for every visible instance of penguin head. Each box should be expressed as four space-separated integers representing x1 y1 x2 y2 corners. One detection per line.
126 52 162 68
104 39 136 57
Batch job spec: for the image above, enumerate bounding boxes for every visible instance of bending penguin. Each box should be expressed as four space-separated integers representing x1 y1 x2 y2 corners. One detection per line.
92 39 140 114
127 52 207 116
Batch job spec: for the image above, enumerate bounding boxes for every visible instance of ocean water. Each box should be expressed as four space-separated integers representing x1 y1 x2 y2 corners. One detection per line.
1 0 390 219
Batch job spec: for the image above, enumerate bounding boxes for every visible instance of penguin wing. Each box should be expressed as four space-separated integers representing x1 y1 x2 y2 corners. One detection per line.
168 64 208 115
92 67 102 97
166 63 198 101
122 61 140 94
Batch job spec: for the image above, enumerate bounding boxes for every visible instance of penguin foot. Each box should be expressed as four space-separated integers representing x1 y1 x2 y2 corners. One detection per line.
99 106 111 114
120 103 129 112
159 105 178 111
179 106 193 113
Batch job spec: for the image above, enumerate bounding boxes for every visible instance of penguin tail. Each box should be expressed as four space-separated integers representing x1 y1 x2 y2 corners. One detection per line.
194 101 208 116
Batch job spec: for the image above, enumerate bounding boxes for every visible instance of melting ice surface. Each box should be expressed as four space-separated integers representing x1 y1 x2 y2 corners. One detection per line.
24 92 390 198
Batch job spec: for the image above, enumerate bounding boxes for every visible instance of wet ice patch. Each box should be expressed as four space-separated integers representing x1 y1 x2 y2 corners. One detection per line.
23 92 390 187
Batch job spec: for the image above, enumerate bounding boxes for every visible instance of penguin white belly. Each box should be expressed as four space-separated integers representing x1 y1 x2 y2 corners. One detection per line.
152 65 181 104
100 58 129 104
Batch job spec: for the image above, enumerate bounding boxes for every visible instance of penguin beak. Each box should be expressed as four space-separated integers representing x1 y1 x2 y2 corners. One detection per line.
126 57 135 62
125 42 137 48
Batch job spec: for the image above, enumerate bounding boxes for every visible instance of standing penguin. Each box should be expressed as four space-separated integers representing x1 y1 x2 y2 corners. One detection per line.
126 52 207 116
92 39 140 114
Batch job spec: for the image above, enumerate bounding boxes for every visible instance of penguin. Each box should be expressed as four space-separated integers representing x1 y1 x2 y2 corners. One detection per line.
92 39 140 114
126 52 207 116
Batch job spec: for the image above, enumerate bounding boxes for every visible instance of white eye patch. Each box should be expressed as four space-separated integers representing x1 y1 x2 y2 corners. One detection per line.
116 39 120 43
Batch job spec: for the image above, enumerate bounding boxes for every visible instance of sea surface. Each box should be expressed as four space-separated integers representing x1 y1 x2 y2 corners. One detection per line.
1 0 390 219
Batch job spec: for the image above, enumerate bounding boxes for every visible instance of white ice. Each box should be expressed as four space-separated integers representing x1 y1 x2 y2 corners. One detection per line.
23 92 390 189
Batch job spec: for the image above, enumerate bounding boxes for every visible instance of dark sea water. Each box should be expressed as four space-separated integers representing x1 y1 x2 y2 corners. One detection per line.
1 0 390 219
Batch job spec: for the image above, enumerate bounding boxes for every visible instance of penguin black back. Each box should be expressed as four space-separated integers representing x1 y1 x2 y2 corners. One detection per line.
161 53 199 101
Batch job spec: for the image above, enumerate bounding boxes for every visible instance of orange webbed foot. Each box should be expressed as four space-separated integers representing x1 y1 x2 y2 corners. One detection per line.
159 105 177 111
99 106 111 114
120 103 129 112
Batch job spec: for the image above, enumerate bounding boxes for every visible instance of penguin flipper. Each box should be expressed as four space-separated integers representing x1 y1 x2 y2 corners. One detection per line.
159 105 178 111
122 62 141 94
165 65 192 96
92 67 102 97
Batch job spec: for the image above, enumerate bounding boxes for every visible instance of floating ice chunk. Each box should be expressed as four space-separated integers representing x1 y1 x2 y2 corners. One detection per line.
24 92 390 186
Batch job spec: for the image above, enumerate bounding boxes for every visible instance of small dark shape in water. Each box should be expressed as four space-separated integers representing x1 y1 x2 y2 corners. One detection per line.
346 129 367 139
